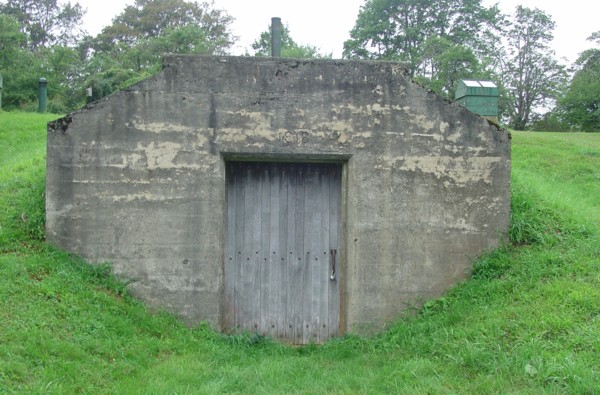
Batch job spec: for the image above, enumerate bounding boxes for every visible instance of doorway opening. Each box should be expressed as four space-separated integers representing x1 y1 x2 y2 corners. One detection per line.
223 161 342 344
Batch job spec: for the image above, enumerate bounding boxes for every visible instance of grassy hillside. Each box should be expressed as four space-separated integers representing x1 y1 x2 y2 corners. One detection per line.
1 112 599 393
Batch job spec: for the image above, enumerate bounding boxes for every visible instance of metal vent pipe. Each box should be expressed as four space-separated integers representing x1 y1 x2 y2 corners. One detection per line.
271 17 282 57
38 77 47 113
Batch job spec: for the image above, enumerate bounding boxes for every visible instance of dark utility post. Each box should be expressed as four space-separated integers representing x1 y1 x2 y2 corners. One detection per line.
38 77 48 113
271 17 282 57
0 74 3 110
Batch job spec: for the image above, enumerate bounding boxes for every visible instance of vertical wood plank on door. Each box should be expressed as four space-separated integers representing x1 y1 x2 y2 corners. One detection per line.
233 165 245 331
268 164 281 338
292 165 306 344
304 166 321 344
286 164 297 341
223 164 235 329
278 165 290 339
260 165 271 336
241 165 255 332
319 167 331 343
329 165 341 337
251 165 263 332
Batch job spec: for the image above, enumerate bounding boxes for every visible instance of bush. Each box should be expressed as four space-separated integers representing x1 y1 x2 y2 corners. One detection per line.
530 112 571 132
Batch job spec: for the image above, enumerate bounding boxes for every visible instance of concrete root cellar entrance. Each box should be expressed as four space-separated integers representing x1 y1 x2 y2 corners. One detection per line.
223 162 342 344
46 56 511 341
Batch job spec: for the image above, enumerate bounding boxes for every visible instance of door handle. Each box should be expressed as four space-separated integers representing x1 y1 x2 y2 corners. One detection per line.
330 249 337 281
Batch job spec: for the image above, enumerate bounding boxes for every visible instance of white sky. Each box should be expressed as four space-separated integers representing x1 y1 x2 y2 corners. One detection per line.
78 0 599 64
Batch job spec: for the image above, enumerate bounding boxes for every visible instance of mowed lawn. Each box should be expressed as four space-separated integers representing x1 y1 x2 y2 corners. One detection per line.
1 112 599 394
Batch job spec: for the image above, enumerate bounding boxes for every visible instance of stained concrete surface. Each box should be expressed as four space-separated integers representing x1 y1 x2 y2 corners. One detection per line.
46 55 510 338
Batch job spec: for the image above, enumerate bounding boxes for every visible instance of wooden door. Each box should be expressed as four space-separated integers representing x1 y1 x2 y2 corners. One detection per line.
224 162 341 344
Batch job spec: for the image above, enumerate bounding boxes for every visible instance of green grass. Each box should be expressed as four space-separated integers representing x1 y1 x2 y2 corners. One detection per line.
511 132 600 232
1 113 599 393
0 112 55 169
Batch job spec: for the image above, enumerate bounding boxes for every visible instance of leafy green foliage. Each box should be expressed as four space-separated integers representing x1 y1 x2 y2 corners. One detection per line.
342 1 586 127
557 31 600 132
0 0 235 111
0 0 86 48
80 0 235 102
95 0 234 50
530 111 571 132
343 0 501 77
1 0 593 128
0 13 26 54
500 6 567 130
0 5 89 111
415 36 484 97
0 14 39 109
250 24 331 59
342 0 510 101
91 0 234 60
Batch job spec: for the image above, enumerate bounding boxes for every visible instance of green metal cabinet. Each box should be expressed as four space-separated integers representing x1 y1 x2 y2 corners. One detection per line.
455 80 498 123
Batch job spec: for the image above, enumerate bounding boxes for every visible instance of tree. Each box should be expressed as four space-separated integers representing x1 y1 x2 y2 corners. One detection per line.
557 31 600 131
250 24 331 59
82 52 144 101
121 25 224 71
416 36 483 97
94 0 234 54
342 0 501 77
0 1 88 110
0 14 40 109
84 0 235 102
0 0 86 48
40 44 87 111
0 13 26 61
500 6 567 130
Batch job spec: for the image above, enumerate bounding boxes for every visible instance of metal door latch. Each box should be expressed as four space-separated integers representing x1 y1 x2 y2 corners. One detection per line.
330 249 337 281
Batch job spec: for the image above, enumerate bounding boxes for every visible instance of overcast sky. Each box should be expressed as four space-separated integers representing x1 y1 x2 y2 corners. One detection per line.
78 0 598 64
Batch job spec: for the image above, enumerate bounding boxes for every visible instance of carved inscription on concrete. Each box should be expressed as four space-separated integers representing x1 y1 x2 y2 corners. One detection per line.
278 131 309 146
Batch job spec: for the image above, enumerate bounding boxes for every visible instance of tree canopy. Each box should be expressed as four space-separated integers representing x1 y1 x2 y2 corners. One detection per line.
93 0 234 53
0 0 596 130
0 13 39 108
343 0 501 76
0 0 86 48
499 6 566 130
343 0 577 130
343 0 506 100
0 0 237 111
557 32 600 131
250 24 331 59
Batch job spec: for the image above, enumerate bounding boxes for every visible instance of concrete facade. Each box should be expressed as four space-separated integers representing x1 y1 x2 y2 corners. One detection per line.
46 55 510 337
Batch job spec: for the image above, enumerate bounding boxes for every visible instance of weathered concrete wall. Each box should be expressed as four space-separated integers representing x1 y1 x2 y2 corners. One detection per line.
46 55 510 334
